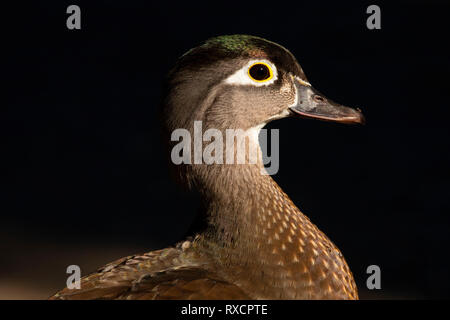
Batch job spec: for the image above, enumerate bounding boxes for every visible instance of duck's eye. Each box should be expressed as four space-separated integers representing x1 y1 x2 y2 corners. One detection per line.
248 62 273 82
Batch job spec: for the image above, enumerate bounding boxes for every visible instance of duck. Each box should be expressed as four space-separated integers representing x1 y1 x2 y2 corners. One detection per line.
50 34 364 300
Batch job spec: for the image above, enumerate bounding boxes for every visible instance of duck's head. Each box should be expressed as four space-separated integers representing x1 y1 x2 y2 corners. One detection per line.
162 34 364 135
161 35 364 190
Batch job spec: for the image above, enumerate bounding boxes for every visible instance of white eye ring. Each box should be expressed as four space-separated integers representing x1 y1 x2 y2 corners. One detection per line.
224 59 278 86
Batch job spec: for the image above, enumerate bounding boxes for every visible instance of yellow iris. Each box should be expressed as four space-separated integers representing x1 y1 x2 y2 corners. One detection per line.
248 62 273 82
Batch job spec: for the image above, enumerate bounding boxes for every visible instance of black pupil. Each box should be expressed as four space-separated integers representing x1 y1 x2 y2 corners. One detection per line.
249 64 270 81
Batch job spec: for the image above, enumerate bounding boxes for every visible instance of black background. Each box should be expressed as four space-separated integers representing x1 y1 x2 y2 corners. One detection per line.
2 1 450 299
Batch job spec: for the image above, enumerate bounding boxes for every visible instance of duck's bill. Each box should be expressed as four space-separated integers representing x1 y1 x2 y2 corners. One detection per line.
289 79 365 125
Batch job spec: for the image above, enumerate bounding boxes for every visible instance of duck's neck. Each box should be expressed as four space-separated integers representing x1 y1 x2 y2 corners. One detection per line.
191 161 357 299
196 162 311 254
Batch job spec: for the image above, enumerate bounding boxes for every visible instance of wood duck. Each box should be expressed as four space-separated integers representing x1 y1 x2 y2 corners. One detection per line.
50 35 364 300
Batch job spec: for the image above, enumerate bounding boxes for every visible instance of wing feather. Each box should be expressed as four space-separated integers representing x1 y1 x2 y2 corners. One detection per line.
49 246 249 300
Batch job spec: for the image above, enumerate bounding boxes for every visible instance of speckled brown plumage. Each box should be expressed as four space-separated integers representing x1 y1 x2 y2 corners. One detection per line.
50 246 250 300
51 163 357 300
50 35 362 300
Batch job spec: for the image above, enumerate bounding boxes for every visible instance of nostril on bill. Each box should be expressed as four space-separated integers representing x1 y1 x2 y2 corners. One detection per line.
313 95 325 103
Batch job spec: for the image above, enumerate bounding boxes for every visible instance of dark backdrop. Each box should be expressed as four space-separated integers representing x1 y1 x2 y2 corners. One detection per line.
2 1 450 299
